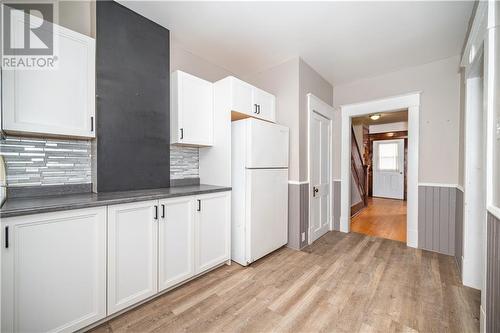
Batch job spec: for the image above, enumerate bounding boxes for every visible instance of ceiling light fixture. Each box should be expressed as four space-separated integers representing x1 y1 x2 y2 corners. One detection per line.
370 114 381 120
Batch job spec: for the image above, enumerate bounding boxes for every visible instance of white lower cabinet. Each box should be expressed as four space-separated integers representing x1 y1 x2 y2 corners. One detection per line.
196 192 231 273
158 197 195 291
1 207 107 333
107 200 158 315
1 191 230 332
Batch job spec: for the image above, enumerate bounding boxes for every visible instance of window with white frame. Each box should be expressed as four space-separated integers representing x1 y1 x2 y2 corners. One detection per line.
378 142 399 171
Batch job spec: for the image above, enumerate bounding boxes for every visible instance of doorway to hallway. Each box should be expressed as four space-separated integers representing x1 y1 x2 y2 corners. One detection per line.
349 111 408 242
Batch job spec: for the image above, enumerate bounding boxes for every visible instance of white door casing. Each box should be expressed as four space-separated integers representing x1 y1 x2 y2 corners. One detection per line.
373 139 405 200
308 94 334 245
340 93 420 248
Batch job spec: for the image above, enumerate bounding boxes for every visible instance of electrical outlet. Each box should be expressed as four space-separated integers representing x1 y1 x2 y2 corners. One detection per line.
301 232 306 242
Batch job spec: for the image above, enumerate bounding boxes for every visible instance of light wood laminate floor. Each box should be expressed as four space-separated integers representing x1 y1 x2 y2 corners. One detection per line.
351 197 407 243
91 231 479 333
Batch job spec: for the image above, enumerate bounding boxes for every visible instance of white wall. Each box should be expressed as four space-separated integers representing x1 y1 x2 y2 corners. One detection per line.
58 0 95 37
333 55 461 184
298 59 334 181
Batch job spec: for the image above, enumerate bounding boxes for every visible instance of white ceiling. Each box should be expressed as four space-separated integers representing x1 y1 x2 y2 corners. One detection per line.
120 1 474 85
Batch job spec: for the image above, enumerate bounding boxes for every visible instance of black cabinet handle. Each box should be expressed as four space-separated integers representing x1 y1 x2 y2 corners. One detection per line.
161 204 165 219
154 205 158 220
257 105 261 114
90 116 94 132
254 104 258 114
5 226 9 249
197 199 201 212
180 128 184 140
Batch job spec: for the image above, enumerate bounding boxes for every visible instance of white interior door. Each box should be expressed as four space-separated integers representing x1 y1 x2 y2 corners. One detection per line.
373 139 405 199
310 111 331 243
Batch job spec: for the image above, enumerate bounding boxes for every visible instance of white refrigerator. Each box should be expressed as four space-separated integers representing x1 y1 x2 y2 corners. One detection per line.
231 118 289 266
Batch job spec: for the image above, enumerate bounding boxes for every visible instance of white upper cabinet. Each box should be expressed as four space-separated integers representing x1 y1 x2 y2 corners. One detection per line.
1 15 96 139
1 207 107 333
228 77 276 123
171 71 214 146
252 87 276 122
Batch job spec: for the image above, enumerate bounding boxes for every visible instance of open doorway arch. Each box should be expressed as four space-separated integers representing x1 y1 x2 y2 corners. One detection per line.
340 93 421 248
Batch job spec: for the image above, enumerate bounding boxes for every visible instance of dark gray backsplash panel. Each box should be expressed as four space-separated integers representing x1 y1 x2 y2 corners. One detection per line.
96 1 170 192
333 181 341 231
455 188 464 274
486 211 500 333
418 185 456 256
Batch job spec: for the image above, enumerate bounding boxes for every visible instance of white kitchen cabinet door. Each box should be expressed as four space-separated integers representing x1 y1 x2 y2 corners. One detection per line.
1 13 96 138
195 192 231 273
252 87 276 122
158 197 195 291
107 201 158 315
171 71 213 146
229 77 254 116
1 207 106 333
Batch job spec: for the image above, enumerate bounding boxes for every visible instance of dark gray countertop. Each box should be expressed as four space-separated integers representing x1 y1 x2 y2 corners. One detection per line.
0 185 231 218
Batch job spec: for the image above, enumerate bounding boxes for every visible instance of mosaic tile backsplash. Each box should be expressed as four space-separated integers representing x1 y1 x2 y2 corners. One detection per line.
0 136 200 188
170 145 199 179
0 136 92 187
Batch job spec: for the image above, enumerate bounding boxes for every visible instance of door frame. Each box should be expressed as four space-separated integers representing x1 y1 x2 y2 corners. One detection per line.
340 92 420 248
307 94 334 245
372 138 405 200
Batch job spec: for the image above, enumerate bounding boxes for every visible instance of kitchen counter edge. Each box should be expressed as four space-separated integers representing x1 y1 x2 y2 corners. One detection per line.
0 185 232 219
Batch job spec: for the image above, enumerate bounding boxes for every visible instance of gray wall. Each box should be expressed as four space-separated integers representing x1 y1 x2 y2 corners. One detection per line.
455 188 464 273
418 185 457 256
288 183 309 250
486 212 500 333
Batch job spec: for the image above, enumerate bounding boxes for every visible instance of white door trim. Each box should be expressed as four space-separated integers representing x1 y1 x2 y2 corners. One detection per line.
340 92 420 248
307 94 334 246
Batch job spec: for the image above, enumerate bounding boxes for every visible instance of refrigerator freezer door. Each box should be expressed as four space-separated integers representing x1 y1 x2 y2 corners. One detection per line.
246 119 289 169
246 169 288 264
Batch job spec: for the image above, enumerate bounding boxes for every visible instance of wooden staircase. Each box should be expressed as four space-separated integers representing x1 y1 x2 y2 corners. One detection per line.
351 126 368 216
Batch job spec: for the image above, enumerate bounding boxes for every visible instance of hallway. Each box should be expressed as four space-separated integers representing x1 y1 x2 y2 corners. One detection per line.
351 197 407 242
